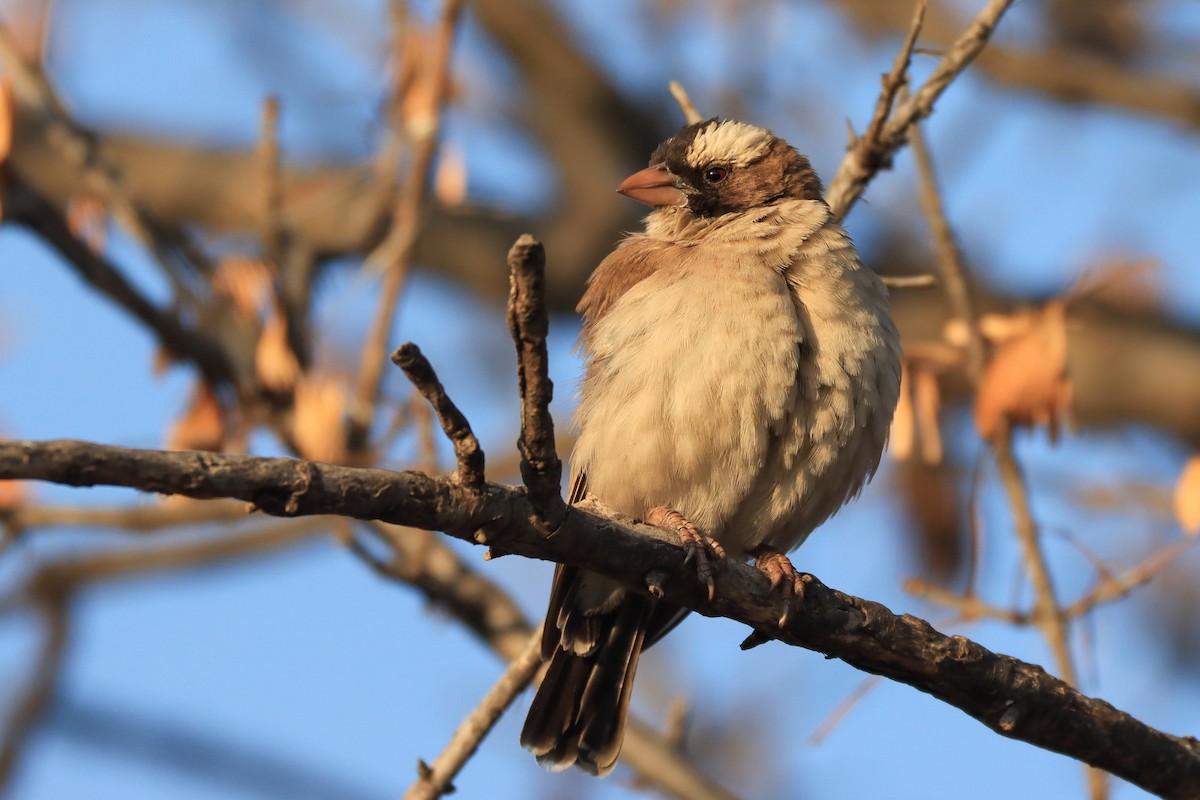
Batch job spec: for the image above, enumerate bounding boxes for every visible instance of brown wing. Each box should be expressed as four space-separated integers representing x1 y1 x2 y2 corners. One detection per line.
577 236 673 335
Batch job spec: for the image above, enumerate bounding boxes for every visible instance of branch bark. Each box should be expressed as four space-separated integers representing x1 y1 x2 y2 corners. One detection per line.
2 438 1198 798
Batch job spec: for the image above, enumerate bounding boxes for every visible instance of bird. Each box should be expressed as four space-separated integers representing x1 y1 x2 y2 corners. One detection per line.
520 117 902 777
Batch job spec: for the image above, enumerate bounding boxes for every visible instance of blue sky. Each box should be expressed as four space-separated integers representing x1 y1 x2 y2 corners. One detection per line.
2 1 1199 798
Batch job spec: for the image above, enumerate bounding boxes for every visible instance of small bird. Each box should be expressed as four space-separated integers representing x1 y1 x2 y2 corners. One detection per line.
521 118 902 776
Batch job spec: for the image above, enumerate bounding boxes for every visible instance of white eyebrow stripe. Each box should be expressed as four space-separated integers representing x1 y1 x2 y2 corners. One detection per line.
684 121 774 168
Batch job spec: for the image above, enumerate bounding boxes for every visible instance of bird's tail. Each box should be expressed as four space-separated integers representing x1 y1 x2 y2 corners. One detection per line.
520 594 651 776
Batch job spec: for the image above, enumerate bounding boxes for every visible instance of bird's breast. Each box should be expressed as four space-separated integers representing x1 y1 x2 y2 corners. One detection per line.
572 248 805 544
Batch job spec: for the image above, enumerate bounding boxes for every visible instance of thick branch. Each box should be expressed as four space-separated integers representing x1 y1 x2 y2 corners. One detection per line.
1 438 1198 798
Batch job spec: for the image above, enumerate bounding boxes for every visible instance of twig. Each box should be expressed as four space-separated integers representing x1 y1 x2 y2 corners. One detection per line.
881 273 937 289
910 119 984 380
403 632 543 800
1 439 1198 798
350 520 737 800
258 95 285 269
391 343 485 489
669 80 704 124
505 235 564 526
909 535 1199 626
4 498 250 537
826 0 1018 221
0 596 68 792
911 104 1103 797
12 184 235 387
0 23 208 299
349 0 464 452
808 675 884 745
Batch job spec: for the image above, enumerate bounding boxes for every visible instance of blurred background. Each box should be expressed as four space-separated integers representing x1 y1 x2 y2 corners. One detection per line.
1 0 1199 798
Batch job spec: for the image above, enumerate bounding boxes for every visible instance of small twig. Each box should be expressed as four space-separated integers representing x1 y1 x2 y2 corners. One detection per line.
1064 537 1197 620
258 95 285 269
505 235 565 526
905 578 1027 624
4 498 250 537
827 0 1017 220
0 23 208 300
909 535 1199 626
391 343 485 489
881 273 937 289
910 89 1102 798
861 0 927 158
809 675 884 745
402 632 543 800
669 80 704 124
13 185 235 387
0 596 68 792
911 119 985 381
349 0 465 452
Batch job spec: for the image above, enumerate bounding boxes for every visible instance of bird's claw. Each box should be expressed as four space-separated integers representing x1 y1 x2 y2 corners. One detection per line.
751 546 807 626
647 507 726 601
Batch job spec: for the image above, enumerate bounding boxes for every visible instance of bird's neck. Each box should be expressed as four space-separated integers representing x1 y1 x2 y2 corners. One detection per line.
641 198 830 246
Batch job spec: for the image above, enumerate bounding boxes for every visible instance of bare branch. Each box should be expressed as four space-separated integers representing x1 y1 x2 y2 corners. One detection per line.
1 438 1197 798
357 520 739 800
505 235 564 526
391 344 486 489
827 0 1018 220
403 633 542 800
10 184 236 387
0 597 68 792
349 0 465 451
669 80 704 125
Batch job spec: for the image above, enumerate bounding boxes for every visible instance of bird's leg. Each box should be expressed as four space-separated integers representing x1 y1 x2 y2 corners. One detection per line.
749 545 807 626
646 507 726 601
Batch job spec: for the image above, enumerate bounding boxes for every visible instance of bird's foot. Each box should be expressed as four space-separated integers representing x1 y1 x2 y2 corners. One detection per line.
750 545 806 626
646 507 726 601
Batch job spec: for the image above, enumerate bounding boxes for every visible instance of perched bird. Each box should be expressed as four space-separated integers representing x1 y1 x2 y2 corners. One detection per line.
520 118 902 776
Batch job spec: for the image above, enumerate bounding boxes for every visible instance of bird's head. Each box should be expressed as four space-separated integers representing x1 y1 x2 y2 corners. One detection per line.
617 118 825 218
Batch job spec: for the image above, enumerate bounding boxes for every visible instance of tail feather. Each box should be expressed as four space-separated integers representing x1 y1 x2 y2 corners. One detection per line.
521 592 652 776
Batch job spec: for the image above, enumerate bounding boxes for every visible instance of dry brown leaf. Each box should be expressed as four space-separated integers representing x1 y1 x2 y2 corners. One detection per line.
434 143 468 206
0 477 27 511
1173 456 1200 537
890 361 914 461
213 256 273 319
66 197 108 255
914 367 943 465
166 381 225 452
0 77 14 167
974 301 1072 441
255 310 300 394
293 374 348 464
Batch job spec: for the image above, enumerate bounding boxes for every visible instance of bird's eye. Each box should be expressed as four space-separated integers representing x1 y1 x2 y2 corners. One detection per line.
702 166 729 184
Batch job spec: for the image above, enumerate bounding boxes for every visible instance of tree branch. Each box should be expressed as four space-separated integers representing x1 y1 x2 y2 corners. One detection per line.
505 235 564 525
1 438 1197 798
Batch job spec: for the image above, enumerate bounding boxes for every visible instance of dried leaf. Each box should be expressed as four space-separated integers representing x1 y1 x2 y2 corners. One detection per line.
293 374 348 464
1173 456 1200 537
890 361 914 461
0 477 27 511
66 197 108 255
213 256 273 319
166 381 225 452
914 367 943 465
0 77 14 167
255 310 300 394
974 301 1072 441
434 143 467 206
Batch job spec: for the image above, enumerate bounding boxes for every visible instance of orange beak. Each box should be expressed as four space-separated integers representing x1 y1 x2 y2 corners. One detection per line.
616 164 686 208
